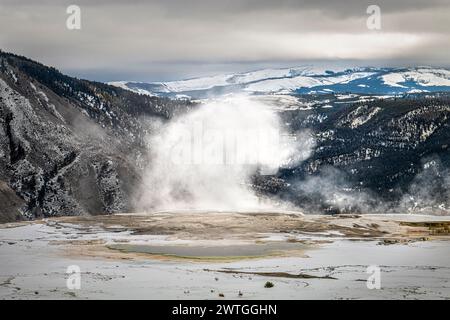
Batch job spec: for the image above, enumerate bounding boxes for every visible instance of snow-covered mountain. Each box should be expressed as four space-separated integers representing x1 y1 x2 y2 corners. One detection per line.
109 66 450 98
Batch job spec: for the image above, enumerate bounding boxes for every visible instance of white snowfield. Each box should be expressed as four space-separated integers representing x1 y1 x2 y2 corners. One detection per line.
109 66 450 96
1 213 450 299
381 68 450 88
157 66 347 92
244 72 375 93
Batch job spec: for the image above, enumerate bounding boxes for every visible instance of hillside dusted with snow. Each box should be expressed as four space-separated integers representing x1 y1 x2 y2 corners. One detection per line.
273 96 450 214
110 66 450 98
0 51 194 221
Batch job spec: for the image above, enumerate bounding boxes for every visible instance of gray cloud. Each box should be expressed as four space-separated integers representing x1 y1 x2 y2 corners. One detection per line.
0 0 449 81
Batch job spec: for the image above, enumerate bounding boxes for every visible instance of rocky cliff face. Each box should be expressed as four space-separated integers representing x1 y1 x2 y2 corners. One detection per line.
273 94 450 214
0 51 193 221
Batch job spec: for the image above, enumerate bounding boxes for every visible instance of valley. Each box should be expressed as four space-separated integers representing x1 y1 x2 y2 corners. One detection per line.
1 51 450 221
1 51 450 300
1 0 450 304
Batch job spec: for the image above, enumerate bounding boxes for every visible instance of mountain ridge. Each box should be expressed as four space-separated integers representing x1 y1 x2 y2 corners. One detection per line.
110 66 450 98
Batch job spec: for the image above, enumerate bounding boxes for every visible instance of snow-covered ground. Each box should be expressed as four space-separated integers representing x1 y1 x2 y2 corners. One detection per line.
1 213 449 299
382 68 450 88
109 66 450 97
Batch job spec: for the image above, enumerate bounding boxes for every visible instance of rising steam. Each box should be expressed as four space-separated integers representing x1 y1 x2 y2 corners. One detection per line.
136 95 314 212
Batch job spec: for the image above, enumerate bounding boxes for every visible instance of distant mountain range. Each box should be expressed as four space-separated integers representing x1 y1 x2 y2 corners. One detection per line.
110 66 450 98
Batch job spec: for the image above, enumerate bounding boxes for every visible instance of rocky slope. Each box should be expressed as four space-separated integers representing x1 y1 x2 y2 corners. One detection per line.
269 94 450 214
0 51 193 221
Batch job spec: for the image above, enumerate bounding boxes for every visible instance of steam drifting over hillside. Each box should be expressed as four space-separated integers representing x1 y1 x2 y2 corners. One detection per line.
136 96 315 212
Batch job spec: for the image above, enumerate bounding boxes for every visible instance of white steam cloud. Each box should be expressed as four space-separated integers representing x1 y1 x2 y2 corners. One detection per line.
400 157 450 215
136 95 314 212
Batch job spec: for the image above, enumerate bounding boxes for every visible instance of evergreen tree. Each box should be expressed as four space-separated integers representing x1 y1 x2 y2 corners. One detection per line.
0 58 6 73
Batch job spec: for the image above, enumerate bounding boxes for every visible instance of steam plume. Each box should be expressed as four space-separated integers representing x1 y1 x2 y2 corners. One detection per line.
136 95 314 212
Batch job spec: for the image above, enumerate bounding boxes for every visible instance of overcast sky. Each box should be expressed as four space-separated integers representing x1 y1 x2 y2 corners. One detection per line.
1 0 449 82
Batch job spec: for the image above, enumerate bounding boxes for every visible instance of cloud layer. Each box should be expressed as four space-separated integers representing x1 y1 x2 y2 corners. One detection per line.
1 0 449 81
